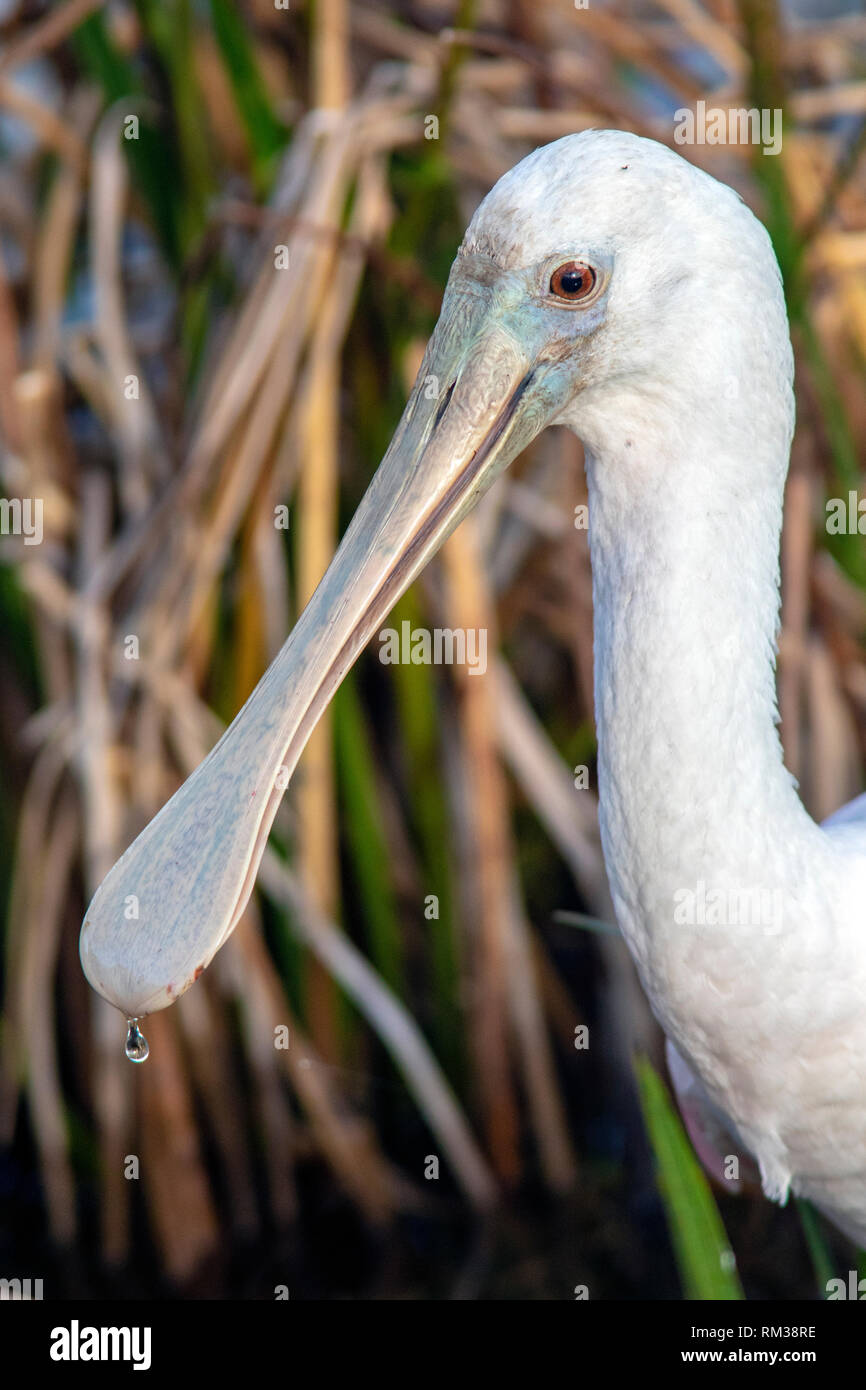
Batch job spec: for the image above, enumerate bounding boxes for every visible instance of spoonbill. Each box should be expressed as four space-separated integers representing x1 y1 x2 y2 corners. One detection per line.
80 129 866 1245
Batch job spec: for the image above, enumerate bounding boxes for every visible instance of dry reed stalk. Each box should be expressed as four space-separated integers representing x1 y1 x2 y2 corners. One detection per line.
314 0 350 111
217 946 298 1226
61 332 124 442
21 792 79 1243
813 551 866 637
560 448 596 717
233 488 272 707
33 88 100 369
779 468 814 783
440 520 520 1184
793 83 866 121
495 108 614 143
652 0 748 80
293 151 392 1056
835 274 866 370
87 909 135 1261
0 0 105 76
3 743 64 1091
72 466 136 1264
138 1008 220 1284
231 918 398 1225
294 70 347 1057
805 635 862 822
258 851 499 1211
294 458 341 1061
442 510 591 1190
781 134 831 227
33 169 80 369
814 233 866 272
0 78 87 171
253 478 293 660
458 56 533 98
493 660 609 912
573 6 705 103
0 245 22 451
89 108 165 514
191 146 321 437
145 127 364 678
494 655 657 1078
544 51 663 137
349 6 440 64
124 693 163 861
74 469 120 895
2 436 79 1216
503 876 578 1194
13 558 78 656
174 984 260 1238
810 291 865 446
183 123 356 494
484 444 570 591
12 370 74 699
530 933 591 1054
70 110 410 623
440 25 555 86
13 368 74 498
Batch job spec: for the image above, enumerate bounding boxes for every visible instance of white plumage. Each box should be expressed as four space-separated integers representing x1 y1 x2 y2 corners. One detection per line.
474 130 866 1242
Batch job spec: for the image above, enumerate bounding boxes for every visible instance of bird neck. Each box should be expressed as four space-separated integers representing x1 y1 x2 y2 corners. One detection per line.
583 410 814 924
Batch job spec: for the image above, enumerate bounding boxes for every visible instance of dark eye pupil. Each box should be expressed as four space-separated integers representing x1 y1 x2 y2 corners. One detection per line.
550 263 595 300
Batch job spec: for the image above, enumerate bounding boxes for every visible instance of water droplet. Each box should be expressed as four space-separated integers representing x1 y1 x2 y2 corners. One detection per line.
125 1018 149 1063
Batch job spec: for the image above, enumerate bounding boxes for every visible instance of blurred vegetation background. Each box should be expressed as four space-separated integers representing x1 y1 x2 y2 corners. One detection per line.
0 0 865 1300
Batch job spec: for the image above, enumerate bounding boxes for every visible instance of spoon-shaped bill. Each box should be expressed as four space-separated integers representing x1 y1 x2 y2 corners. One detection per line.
79 289 563 1020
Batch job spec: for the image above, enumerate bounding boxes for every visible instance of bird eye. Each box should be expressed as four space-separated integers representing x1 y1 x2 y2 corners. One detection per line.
549 262 597 303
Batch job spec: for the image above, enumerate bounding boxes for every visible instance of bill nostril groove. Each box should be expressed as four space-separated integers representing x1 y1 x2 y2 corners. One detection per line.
433 379 457 429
